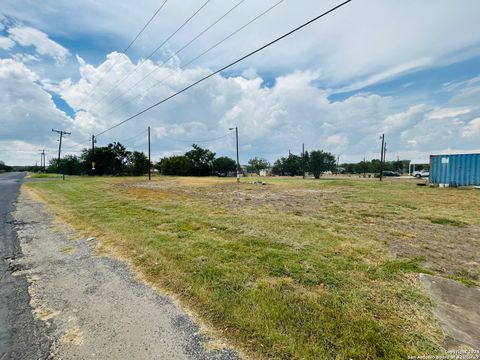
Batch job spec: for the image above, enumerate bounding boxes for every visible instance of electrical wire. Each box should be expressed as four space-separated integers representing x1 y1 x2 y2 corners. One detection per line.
0 149 54 153
124 0 169 53
161 130 234 143
0 149 83 154
95 0 284 123
94 0 248 118
95 0 353 137
87 0 211 113
59 135 93 151
77 0 169 110
116 128 148 145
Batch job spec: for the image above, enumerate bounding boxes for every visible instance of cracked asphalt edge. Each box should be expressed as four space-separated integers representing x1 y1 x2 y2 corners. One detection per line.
0 172 50 360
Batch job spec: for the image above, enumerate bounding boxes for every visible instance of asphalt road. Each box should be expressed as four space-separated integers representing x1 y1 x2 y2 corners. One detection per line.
0 172 49 359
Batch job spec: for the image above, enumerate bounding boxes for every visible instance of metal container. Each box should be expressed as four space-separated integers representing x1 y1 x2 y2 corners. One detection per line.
430 153 480 186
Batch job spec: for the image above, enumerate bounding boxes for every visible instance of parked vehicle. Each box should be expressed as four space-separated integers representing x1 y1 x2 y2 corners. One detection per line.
375 171 401 178
383 171 401 177
412 169 429 178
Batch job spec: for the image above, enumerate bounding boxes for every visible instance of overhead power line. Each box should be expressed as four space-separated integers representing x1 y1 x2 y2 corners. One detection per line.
0 149 56 153
77 0 169 110
87 0 211 113
116 128 148 146
124 0 169 53
139 0 285 105
95 0 353 137
95 0 248 118
161 130 234 143
94 0 285 123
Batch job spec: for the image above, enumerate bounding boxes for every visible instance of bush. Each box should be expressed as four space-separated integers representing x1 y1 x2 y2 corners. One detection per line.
160 155 193 176
307 150 336 179
213 156 237 175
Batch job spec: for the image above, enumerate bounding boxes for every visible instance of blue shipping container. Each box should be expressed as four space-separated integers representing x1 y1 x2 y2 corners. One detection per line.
430 153 480 186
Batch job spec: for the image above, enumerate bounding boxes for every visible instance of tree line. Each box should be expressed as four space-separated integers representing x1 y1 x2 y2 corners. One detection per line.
157 147 338 179
0 161 13 172
1 144 413 177
339 159 410 174
23 142 151 176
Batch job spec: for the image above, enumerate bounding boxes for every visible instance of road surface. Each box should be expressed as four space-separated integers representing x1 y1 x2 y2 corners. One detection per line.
0 172 49 359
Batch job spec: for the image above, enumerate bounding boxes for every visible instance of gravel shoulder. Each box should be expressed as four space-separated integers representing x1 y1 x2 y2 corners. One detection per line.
12 189 239 359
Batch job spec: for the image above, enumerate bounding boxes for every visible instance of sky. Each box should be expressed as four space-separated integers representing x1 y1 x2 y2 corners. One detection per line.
1 0 480 166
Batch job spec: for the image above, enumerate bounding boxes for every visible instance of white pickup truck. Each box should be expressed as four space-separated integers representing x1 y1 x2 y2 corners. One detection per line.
412 169 429 178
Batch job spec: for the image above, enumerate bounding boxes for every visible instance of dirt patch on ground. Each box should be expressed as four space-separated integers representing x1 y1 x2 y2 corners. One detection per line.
126 180 480 285
128 179 357 216
386 221 480 280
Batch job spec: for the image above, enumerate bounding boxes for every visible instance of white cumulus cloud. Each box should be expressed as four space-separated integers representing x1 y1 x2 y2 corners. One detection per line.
0 36 15 50
0 59 74 164
7 26 69 63
44 53 478 165
462 117 480 138
427 107 471 120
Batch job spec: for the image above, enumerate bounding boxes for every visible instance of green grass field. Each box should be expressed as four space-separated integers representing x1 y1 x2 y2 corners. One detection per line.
25 176 480 359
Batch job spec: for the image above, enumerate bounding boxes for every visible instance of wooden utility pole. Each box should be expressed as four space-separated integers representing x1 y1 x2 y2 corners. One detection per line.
384 142 387 167
148 126 151 180
91 135 96 175
52 129 70 174
229 126 240 182
363 156 366 177
235 127 240 183
379 133 385 181
38 149 46 172
302 143 305 179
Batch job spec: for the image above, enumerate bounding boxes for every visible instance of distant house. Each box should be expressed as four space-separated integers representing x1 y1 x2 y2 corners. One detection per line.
259 168 272 177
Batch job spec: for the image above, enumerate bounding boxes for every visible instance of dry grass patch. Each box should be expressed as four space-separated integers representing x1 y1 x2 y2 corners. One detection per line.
25 176 480 359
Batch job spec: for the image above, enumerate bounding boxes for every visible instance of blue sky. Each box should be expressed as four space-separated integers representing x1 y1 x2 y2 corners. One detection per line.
1 0 480 165
329 55 480 103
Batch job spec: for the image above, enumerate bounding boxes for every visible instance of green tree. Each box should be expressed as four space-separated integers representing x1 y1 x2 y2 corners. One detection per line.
81 147 114 175
80 142 129 175
0 161 12 172
213 156 236 175
185 144 215 176
51 155 84 175
307 150 336 179
341 163 355 174
127 151 151 176
272 154 302 176
368 159 381 173
247 157 270 175
160 155 193 176
352 160 368 174
107 142 129 175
